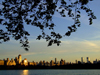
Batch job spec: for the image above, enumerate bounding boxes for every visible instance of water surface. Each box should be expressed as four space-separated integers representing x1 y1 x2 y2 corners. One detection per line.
0 69 100 75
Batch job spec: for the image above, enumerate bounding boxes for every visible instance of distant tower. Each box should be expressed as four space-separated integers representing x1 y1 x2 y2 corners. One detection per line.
87 57 90 63
7 58 9 61
64 60 66 65
55 58 57 64
18 54 22 64
81 57 84 63
23 58 28 66
75 60 78 64
50 60 54 66
43 60 45 64
96 59 98 62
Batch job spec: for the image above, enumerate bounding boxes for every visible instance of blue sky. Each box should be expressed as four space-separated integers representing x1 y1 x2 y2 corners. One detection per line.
0 0 100 63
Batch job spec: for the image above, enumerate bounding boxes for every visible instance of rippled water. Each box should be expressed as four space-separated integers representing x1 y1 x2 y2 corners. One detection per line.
0 69 100 75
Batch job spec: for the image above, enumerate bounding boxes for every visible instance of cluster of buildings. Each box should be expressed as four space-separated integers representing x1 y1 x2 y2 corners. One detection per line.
76 57 100 64
0 54 28 66
75 57 91 64
0 55 100 66
0 55 67 66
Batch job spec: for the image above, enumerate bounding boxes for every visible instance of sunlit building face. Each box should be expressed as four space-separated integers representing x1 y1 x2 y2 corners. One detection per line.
18 55 22 64
24 59 28 66
24 60 27 63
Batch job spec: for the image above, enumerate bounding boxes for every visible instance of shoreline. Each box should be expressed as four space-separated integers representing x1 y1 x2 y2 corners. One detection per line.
0 64 100 70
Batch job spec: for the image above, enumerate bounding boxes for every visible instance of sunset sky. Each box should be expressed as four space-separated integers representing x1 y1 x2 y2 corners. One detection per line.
0 0 100 63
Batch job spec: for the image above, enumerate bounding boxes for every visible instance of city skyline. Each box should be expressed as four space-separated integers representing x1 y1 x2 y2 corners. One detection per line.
0 54 99 64
1 54 100 70
0 0 100 63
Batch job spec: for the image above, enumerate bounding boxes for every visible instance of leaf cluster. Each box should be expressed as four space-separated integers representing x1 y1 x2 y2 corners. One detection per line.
0 0 96 51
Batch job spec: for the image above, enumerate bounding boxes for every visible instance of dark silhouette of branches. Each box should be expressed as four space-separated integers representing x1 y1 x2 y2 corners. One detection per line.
0 0 96 51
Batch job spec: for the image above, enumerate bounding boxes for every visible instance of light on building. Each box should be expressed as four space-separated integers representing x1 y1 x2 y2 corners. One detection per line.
24 60 27 63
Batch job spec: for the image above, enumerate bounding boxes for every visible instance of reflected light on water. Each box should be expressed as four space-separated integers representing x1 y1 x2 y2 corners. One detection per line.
21 70 29 75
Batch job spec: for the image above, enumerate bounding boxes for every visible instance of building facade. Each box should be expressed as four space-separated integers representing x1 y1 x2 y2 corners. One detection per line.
0 60 4 65
18 54 22 64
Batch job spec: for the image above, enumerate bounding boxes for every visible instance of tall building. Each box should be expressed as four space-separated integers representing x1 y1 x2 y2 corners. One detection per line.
60 59 64 65
21 58 28 66
18 54 22 64
64 60 66 65
81 57 84 64
7 58 9 61
55 58 57 64
43 60 45 66
87 57 90 63
96 59 98 62
50 60 54 66
23 58 28 66
75 60 78 64
39 60 43 66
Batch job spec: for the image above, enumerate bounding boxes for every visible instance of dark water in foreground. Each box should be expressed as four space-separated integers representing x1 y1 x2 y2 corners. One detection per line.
0 70 100 75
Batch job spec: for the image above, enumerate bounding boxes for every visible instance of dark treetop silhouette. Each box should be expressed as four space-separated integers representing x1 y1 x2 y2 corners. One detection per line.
0 0 96 51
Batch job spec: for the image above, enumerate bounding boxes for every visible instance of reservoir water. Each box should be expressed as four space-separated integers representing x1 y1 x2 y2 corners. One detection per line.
0 69 100 75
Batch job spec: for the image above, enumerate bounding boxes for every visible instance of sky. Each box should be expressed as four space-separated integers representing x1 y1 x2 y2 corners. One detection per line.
0 0 100 63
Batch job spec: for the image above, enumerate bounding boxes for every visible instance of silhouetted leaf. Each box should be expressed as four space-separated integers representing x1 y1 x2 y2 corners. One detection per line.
25 48 28 51
65 31 71 36
0 19 3 24
48 40 53 46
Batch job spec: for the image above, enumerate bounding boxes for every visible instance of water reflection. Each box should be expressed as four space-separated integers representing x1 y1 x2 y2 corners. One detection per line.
21 70 29 75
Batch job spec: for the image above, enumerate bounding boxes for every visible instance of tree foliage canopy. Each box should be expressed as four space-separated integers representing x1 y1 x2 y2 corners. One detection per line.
0 0 96 51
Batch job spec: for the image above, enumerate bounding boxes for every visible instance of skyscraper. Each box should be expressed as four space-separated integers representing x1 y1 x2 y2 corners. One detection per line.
81 57 84 63
55 58 57 64
75 60 78 64
18 54 22 64
87 57 90 63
